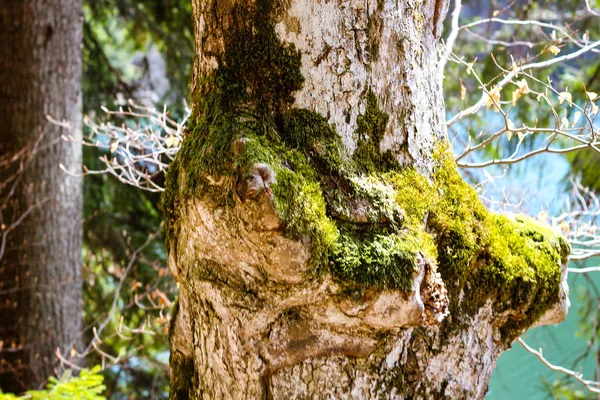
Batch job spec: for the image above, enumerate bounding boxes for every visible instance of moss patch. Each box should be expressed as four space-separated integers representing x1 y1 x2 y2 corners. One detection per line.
332 228 417 289
159 0 344 269
425 149 569 338
272 165 339 268
353 90 397 174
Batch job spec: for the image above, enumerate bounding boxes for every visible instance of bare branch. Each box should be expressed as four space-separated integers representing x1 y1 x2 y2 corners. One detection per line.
52 100 191 192
79 224 163 359
585 0 600 16
439 0 462 73
448 40 600 126
518 338 600 394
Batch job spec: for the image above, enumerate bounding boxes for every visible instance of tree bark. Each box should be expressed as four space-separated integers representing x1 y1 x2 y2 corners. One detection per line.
164 0 570 398
0 0 83 393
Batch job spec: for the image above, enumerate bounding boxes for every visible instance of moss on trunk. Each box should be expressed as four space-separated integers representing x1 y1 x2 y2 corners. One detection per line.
161 0 569 342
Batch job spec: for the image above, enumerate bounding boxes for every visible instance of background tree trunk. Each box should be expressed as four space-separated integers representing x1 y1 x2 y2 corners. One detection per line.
0 0 83 393
164 0 570 398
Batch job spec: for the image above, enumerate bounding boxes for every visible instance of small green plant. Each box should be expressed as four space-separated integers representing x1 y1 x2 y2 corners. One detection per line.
0 366 106 400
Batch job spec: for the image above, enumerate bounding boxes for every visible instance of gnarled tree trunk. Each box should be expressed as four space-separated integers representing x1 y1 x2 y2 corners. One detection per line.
164 0 570 398
0 0 83 393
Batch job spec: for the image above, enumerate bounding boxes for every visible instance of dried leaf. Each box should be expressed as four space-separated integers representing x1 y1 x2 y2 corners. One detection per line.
558 90 572 106
548 45 561 55
558 221 570 235
573 111 581 126
484 86 502 111
506 118 516 131
165 135 181 148
586 91 598 101
560 114 569 129
512 79 529 106
537 210 548 222
511 56 519 77
466 58 477 75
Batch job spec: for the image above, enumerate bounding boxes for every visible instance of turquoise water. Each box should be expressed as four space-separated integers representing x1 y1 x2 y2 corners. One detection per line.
488 273 599 398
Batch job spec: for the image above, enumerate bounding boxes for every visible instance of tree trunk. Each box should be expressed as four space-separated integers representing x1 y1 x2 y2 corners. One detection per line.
0 0 83 393
163 0 571 398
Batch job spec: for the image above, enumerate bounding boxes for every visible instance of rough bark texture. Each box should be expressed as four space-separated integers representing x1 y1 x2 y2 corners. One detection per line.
165 0 570 398
190 0 447 176
0 0 83 393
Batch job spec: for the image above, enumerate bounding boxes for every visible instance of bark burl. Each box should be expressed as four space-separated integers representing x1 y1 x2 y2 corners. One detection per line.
163 0 570 398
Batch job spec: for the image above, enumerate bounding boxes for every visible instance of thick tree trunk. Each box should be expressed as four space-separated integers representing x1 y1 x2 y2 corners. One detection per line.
164 0 570 398
0 0 83 393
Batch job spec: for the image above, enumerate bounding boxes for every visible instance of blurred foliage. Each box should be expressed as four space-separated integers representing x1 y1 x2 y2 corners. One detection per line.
83 0 193 109
81 154 172 399
569 149 600 190
540 378 593 400
539 278 600 399
0 367 106 400
81 0 193 399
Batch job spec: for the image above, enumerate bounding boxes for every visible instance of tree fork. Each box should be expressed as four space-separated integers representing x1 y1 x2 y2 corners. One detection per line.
164 0 570 398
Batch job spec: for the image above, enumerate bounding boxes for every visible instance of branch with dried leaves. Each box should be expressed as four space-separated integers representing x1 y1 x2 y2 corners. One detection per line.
443 3 600 169
50 100 190 192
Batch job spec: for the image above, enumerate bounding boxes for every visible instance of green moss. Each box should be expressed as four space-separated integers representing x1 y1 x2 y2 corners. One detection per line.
160 156 181 240
348 175 404 224
387 169 435 225
281 108 347 171
413 8 426 33
331 144 568 332
426 147 570 338
366 16 382 62
211 0 304 115
353 90 397 173
427 149 489 292
272 166 339 268
482 214 569 337
331 228 417 289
